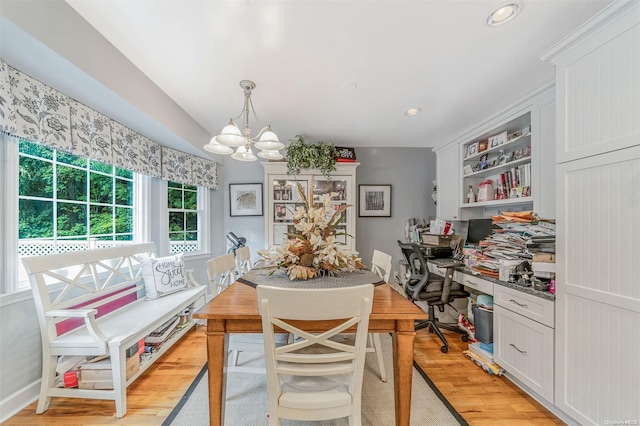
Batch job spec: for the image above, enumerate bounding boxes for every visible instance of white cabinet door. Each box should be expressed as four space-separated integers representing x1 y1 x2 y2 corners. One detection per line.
435 144 459 220
263 162 358 252
494 304 554 403
541 3 640 424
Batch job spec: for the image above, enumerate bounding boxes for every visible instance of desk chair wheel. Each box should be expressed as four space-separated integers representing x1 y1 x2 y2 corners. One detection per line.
461 334 469 342
441 345 448 353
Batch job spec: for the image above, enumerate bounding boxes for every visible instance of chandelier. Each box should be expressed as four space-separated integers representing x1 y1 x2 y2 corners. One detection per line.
203 80 284 162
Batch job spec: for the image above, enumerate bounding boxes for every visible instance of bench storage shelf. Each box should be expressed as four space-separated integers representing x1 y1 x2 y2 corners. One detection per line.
23 243 207 417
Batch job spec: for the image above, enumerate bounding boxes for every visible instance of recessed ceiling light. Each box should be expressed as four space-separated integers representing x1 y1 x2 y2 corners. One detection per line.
341 81 357 91
405 108 422 116
486 2 521 27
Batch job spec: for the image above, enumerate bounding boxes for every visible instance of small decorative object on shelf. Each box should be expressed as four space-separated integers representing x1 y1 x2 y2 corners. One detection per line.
258 182 365 280
467 186 476 203
466 141 480 158
478 154 489 171
488 131 508 149
335 146 357 163
477 179 495 202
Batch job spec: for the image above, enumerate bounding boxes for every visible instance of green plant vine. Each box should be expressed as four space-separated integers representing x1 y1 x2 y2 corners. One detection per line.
285 135 339 179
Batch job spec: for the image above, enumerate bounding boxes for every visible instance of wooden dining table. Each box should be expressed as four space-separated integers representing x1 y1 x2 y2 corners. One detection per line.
193 281 427 426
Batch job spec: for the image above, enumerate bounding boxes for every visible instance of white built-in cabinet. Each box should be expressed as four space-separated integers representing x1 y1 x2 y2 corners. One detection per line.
435 144 460 219
433 84 555 221
262 162 359 252
540 2 640 425
493 285 555 403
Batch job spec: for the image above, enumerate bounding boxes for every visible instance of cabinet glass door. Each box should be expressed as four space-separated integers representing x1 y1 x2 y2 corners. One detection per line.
271 178 308 246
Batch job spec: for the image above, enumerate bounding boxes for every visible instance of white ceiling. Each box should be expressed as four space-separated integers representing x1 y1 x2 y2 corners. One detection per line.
14 1 616 152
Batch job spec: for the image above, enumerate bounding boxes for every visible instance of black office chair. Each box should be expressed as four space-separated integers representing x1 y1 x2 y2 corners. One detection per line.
397 241 469 353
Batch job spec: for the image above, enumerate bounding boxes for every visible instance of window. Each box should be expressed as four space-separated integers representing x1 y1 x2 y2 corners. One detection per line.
16 140 135 289
167 181 200 254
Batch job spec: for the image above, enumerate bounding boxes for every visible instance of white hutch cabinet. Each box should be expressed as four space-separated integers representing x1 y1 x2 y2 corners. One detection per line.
262 162 359 252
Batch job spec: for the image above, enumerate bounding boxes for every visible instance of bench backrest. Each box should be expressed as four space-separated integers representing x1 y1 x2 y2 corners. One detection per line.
23 243 157 338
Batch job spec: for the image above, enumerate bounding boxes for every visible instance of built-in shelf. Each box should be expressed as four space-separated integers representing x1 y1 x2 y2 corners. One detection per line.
461 113 533 215
461 196 533 208
463 156 531 179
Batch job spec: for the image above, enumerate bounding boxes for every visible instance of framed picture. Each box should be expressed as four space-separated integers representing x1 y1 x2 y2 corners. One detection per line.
229 183 263 216
488 131 508 148
359 184 392 217
466 142 479 158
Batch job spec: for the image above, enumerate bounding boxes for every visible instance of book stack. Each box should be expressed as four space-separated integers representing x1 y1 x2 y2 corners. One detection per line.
465 213 556 281
526 221 556 284
144 316 180 351
464 342 504 376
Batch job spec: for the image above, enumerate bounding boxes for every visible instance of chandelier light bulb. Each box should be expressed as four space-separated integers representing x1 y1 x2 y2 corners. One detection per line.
231 145 257 162
255 127 284 151
216 121 246 147
257 149 284 160
204 135 234 155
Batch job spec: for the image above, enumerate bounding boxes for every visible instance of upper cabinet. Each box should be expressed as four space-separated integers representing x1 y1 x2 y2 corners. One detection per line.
434 84 556 220
262 162 359 252
435 144 460 220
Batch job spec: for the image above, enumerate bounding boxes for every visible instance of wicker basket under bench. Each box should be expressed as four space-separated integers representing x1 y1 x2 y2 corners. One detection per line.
23 243 207 417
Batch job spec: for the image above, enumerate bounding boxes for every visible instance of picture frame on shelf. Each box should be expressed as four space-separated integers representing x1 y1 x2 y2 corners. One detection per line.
359 184 392 217
466 142 479 158
463 164 474 175
488 131 508 148
478 140 488 152
274 203 292 222
229 183 263 216
507 129 524 141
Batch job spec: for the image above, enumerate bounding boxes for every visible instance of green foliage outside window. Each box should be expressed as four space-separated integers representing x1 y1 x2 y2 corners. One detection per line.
18 140 134 242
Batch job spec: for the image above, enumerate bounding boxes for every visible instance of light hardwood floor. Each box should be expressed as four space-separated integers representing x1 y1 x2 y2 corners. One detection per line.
3 324 563 425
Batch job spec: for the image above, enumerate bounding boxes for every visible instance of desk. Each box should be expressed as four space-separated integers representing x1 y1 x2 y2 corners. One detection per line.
193 282 427 426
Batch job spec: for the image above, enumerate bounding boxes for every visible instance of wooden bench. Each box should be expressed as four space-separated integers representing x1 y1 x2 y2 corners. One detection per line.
22 243 207 417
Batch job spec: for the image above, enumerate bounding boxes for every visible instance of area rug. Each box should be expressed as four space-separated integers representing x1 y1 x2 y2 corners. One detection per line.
164 334 467 425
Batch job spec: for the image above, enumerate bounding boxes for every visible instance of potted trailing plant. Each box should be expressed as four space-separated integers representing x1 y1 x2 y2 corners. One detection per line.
285 135 339 179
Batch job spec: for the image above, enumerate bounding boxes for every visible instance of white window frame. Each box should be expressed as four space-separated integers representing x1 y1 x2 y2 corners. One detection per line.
164 180 210 257
1 135 213 296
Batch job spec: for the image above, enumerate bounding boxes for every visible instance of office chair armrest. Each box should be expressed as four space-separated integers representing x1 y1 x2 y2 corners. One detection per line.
433 260 463 269
439 265 458 304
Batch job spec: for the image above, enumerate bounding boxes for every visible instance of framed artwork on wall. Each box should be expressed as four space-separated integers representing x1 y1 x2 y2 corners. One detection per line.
359 184 392 217
229 183 263 216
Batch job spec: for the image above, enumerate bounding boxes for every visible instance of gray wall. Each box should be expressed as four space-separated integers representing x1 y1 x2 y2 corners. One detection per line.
354 147 436 277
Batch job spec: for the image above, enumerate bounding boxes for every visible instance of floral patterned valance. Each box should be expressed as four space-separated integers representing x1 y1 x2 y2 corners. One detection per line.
0 58 217 189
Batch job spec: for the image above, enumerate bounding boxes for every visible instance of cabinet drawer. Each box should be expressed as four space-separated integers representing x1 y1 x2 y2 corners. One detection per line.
493 285 554 327
458 273 494 296
493 305 554 403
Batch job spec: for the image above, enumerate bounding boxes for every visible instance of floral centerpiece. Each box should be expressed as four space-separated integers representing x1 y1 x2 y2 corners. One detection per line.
259 182 365 280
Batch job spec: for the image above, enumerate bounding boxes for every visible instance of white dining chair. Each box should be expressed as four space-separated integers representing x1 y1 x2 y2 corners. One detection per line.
207 252 284 374
367 249 393 382
235 245 252 276
257 284 374 426
207 253 236 295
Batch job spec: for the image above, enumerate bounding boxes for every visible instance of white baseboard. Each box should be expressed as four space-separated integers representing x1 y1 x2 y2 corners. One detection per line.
0 379 40 423
503 372 577 426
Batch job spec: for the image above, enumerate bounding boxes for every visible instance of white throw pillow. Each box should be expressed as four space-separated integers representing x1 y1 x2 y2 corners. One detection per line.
141 253 188 299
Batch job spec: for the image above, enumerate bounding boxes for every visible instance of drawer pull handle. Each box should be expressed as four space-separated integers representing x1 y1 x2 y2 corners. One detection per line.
509 299 528 308
510 343 527 354
464 280 477 286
